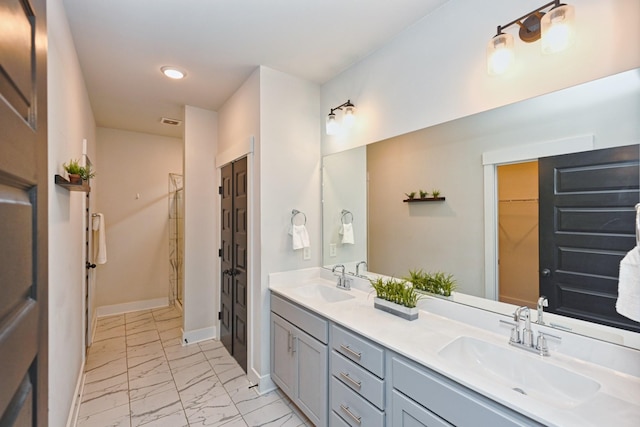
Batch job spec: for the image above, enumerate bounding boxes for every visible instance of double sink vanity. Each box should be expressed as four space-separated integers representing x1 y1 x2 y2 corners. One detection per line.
269 268 640 427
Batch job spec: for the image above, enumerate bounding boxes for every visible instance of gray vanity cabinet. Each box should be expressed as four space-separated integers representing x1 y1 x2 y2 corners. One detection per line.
330 324 386 426
389 354 544 427
270 295 328 426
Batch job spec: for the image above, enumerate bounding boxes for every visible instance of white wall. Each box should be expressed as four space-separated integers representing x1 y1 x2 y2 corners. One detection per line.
322 0 640 155
95 128 182 310
183 106 219 338
47 0 96 425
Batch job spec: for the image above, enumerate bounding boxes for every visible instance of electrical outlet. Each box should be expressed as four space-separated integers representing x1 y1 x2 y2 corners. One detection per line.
303 247 311 260
329 243 337 257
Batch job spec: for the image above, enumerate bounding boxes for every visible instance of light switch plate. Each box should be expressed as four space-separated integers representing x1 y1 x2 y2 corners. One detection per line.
329 243 337 257
303 247 311 260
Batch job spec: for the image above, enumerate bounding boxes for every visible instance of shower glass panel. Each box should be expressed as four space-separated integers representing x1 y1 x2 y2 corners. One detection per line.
169 173 184 306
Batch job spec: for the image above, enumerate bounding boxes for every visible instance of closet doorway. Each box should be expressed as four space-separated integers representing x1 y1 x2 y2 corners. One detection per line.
220 157 248 372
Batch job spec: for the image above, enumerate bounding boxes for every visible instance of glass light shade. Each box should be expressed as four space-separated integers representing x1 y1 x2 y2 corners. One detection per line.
343 105 356 129
541 4 575 54
326 113 341 136
161 67 186 79
487 33 515 75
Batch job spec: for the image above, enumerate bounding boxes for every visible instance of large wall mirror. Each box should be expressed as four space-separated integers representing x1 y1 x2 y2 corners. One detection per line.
322 68 640 349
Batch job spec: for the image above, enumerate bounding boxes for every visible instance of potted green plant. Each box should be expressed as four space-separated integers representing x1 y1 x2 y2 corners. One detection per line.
63 159 83 184
370 277 421 320
404 191 416 200
79 164 96 181
431 189 442 198
419 190 428 199
405 269 456 297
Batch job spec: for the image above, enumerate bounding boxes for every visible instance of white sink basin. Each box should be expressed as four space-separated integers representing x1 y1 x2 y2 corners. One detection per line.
438 336 600 409
291 283 356 303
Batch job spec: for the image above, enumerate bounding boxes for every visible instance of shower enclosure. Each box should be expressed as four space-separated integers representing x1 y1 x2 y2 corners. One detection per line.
169 173 184 307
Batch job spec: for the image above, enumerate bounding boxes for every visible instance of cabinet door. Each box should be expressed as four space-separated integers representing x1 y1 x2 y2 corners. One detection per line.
392 391 453 427
271 313 295 397
296 328 328 427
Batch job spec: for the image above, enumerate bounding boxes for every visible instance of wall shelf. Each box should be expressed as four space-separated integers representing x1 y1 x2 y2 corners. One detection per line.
55 174 90 192
403 197 445 203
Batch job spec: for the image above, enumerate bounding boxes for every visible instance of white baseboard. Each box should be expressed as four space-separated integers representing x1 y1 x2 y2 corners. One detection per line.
252 370 276 395
96 297 169 317
65 363 86 427
182 326 216 345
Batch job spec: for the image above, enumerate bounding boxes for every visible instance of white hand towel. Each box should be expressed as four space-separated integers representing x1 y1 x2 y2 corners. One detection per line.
341 223 355 245
616 246 640 322
291 224 310 250
93 213 108 264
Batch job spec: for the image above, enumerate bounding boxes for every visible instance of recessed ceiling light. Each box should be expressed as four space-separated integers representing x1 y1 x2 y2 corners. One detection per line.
161 66 186 80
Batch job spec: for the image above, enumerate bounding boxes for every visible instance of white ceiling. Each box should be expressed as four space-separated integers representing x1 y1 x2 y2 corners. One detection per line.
62 0 451 138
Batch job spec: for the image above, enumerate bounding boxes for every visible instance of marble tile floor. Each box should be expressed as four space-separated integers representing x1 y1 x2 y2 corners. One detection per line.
77 306 311 427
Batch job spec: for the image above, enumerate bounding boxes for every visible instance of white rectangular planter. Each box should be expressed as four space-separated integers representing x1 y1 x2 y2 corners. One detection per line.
374 297 419 321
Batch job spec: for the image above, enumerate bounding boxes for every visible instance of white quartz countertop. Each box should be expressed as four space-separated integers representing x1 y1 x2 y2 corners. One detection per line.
268 268 640 427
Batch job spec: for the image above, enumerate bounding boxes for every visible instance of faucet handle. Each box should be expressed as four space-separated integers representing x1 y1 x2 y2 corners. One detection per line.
535 332 561 356
499 319 520 344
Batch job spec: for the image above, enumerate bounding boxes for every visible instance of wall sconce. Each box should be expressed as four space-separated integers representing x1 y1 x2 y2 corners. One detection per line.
487 1 575 75
326 100 356 136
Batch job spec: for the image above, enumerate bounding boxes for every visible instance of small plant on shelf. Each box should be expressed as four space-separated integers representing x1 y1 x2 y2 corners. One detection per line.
419 190 428 199
404 191 416 200
63 159 83 184
79 164 96 181
431 189 441 198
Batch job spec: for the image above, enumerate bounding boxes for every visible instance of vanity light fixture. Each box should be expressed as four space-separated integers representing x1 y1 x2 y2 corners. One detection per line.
326 100 356 136
161 66 186 80
487 1 575 75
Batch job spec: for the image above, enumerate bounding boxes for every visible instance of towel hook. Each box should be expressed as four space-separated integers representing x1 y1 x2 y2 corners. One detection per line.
291 209 307 225
341 209 354 225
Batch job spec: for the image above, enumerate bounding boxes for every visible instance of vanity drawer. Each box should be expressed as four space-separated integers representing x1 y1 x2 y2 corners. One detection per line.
331 324 384 377
271 293 328 344
331 350 384 409
391 355 542 427
331 377 385 427
330 410 351 427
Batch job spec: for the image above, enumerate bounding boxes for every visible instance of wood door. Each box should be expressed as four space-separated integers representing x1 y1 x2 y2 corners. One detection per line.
219 157 248 371
0 0 49 425
539 145 640 332
220 163 233 355
232 157 248 371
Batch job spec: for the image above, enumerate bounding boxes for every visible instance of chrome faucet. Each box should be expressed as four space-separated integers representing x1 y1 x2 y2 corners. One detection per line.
355 261 368 277
536 296 548 325
500 305 561 356
332 264 351 290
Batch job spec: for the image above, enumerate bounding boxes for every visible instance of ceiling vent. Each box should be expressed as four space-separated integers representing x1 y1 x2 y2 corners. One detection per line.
161 117 182 126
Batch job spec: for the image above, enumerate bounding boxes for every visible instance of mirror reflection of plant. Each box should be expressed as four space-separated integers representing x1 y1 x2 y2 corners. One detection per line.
404 269 456 297
370 277 421 308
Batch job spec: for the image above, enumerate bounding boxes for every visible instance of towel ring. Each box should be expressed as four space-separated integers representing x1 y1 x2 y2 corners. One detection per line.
341 209 354 225
291 209 307 225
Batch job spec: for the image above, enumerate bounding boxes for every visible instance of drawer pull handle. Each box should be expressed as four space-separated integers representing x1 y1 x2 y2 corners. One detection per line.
340 344 362 360
288 331 292 353
339 372 362 389
340 404 362 424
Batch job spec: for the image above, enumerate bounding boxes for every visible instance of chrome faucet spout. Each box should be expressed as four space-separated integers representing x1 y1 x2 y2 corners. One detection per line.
537 296 548 325
355 261 368 277
332 264 351 290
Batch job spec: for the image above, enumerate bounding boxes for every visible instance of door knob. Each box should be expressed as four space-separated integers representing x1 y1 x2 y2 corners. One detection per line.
86 262 96 269
541 268 551 277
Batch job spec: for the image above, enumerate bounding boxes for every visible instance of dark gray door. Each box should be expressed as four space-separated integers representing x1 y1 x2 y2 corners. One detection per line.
219 157 248 371
0 0 49 425
539 145 640 332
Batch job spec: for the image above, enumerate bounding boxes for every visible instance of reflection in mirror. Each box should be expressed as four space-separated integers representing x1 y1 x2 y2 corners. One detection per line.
322 68 640 349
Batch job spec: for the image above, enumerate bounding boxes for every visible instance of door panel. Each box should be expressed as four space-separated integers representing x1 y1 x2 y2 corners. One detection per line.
539 145 640 332
220 164 233 353
0 0 48 424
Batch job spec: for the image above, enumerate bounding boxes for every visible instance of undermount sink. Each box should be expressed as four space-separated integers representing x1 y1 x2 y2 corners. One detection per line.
292 283 356 303
438 336 600 409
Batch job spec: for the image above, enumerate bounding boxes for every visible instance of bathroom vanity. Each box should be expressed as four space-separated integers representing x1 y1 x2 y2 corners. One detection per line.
269 268 640 427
